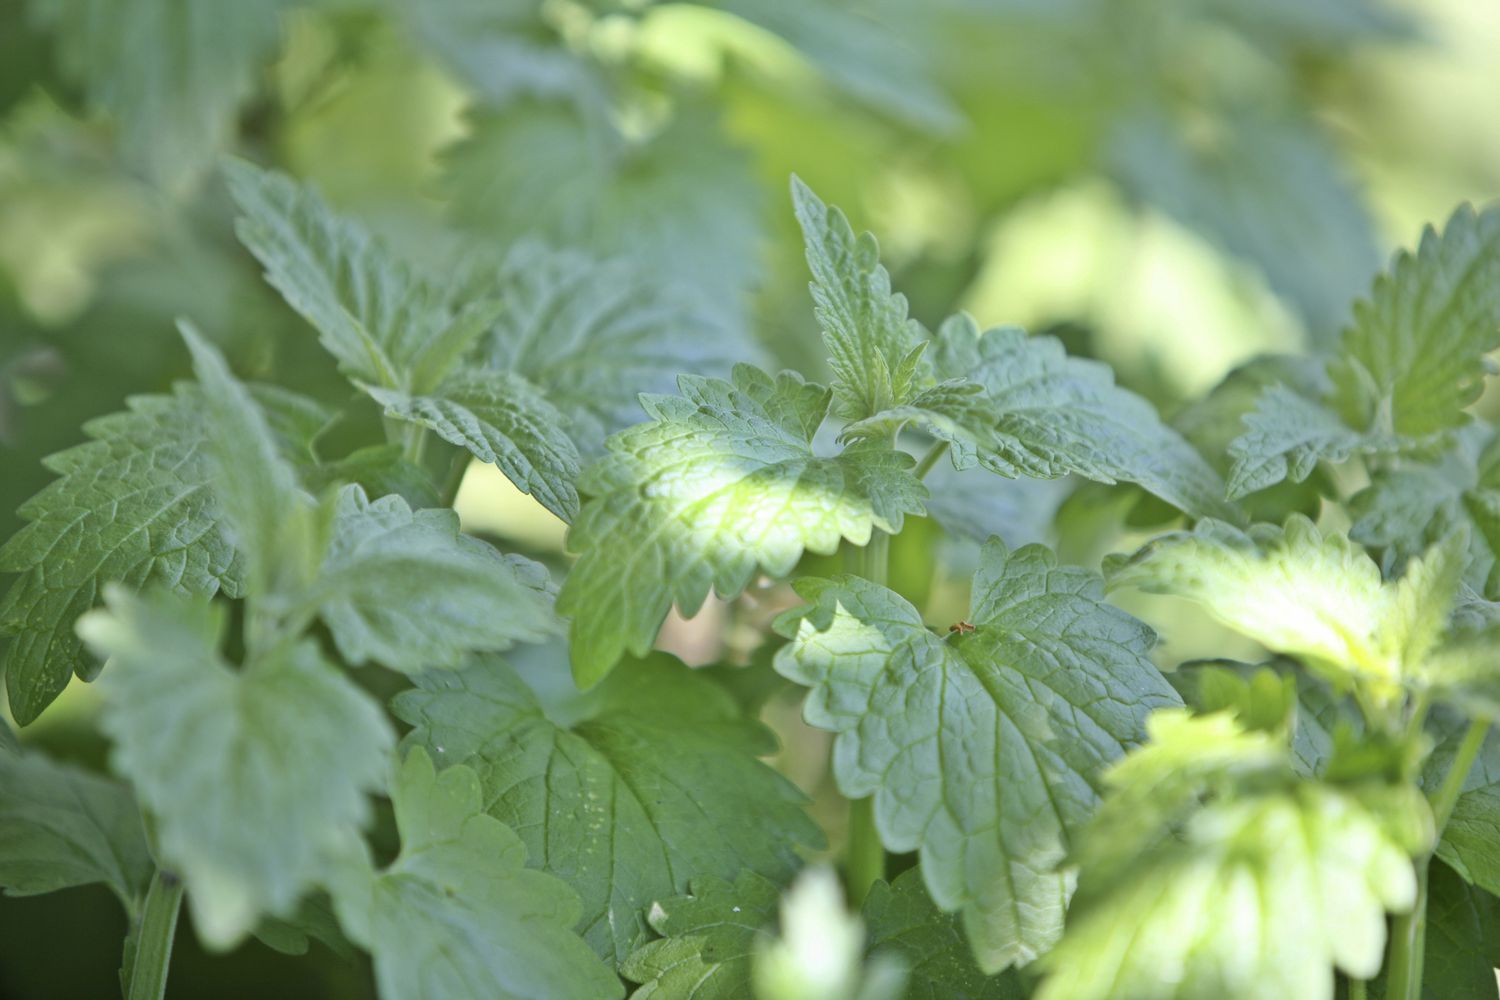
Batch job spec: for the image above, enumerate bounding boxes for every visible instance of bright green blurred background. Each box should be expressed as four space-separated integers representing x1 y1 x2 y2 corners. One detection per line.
2 0 1498 995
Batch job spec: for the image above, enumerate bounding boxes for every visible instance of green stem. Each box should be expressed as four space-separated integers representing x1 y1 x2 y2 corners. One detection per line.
1387 716 1490 1000
403 424 429 467
125 869 183 1000
913 440 950 481
439 451 471 508
860 530 890 588
1387 863 1429 1000
846 795 883 909
1350 978 1368 1000
1432 718 1489 830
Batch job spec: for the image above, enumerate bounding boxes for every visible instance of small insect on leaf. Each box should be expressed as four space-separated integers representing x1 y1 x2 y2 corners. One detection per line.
948 620 977 634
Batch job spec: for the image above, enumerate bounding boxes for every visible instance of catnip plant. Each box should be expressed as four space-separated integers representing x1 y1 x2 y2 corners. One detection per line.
3 154 1500 1000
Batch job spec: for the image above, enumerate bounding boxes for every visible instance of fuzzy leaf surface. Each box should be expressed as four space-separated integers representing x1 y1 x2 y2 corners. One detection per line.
314 487 557 673
395 651 819 965
790 176 929 421
847 314 1235 520
78 588 393 948
29 0 290 186
0 740 152 910
774 539 1178 970
0 387 242 723
366 371 581 520
328 747 622 1000
620 870 780 999
559 364 926 687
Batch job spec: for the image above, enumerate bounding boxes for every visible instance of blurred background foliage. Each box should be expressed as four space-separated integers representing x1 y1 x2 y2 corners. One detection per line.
2 0 1499 995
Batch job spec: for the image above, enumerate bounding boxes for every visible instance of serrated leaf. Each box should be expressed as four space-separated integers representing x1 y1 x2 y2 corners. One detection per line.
1226 203 1500 496
366 370 581 520
27 0 291 187
78 587 393 948
225 159 438 389
558 364 927 687
472 241 754 454
621 870 781 999
312 486 557 673
848 314 1236 520
1226 383 1399 499
394 650 819 965
1332 203 1500 437
1170 356 1333 521
444 101 761 312
1037 781 1421 1000
1071 710 1292 885
790 176 929 421
181 322 318 598
1107 516 1466 697
862 869 1024 1000
773 539 1178 971
1350 424 1500 599
328 746 623 1000
0 740 152 910
0 387 243 724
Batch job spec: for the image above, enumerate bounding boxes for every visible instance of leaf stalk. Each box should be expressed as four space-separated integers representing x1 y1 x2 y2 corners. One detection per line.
125 868 183 1000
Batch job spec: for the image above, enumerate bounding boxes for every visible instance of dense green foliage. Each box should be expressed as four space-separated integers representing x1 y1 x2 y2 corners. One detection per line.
3 1 1500 999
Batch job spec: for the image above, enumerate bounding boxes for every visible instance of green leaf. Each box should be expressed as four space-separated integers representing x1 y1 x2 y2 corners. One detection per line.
752 866 901 1000
1110 112 1379 343
1226 203 1500 496
0 387 243 724
327 746 623 1000
558 364 926 687
1386 860 1500 1000
773 539 1178 971
27 0 291 187
1332 203 1500 437
1431 726 1500 898
849 314 1236 521
1170 356 1333 521
77 587 393 948
790 175 929 421
404 0 600 107
306 445 443 512
1037 781 1422 1000
443 101 762 312
862 869 1024 1000
920 462 1070 548
181 322 318 599
313 486 557 673
1071 709 1292 884
225 158 437 389
0 740 152 910
1107 516 1464 697
1227 382 1399 499
472 241 755 454
715 0 959 132
622 866 1026 1000
394 650 820 965
621 870 780 999
365 370 581 520
1350 424 1500 599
